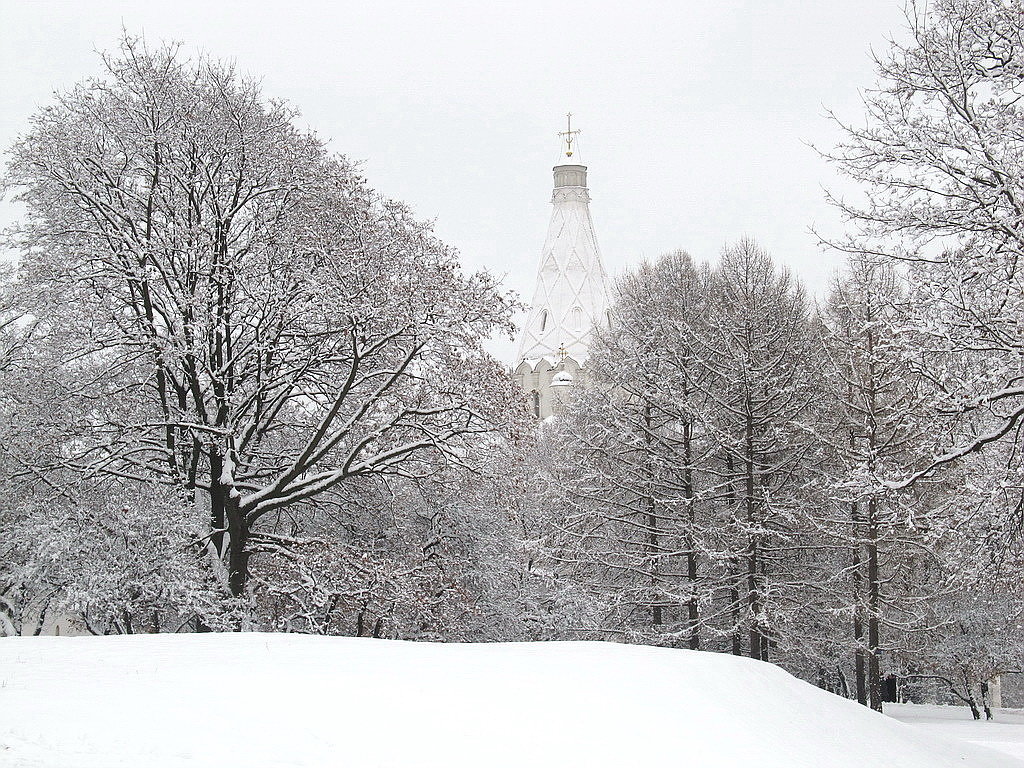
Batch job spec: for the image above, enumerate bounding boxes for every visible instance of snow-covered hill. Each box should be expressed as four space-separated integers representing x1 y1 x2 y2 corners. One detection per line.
0 634 1016 767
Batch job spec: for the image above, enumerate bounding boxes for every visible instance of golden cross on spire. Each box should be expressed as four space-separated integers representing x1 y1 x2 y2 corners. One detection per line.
557 112 581 159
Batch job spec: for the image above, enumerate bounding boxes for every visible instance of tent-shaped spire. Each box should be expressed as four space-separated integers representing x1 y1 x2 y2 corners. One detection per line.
515 120 611 368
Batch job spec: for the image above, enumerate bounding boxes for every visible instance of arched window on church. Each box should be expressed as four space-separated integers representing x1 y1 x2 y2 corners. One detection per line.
531 390 541 418
539 309 549 332
570 306 584 330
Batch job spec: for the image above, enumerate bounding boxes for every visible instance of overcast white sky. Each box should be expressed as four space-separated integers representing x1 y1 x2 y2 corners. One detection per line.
1 0 907 359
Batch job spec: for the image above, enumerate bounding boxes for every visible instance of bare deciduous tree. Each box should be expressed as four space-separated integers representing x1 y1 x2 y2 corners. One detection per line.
3 36 517 620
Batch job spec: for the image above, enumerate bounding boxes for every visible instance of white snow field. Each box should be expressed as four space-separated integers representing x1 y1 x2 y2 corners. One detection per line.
889 703 1024 763
1 634 1019 768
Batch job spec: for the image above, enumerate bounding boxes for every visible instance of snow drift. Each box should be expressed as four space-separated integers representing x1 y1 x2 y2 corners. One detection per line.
0 634 1016 767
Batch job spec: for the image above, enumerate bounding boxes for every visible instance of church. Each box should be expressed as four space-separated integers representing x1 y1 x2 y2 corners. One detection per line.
513 117 612 418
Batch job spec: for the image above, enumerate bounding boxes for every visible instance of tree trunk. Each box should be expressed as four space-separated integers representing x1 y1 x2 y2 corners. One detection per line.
863 323 883 711
964 676 982 721
836 665 851 699
725 452 742 656
211 447 249 607
208 451 227 557
744 409 763 662
852 500 868 706
867 498 882 712
643 401 662 628
854 616 868 705
686 548 699 649
682 416 699 649
730 583 742 655
981 680 994 721
225 492 249 602
648 499 661 628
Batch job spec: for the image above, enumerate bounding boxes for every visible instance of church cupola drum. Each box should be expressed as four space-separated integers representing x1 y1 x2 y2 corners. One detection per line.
514 116 612 419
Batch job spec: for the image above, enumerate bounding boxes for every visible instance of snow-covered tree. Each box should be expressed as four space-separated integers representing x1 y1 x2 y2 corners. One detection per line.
693 239 821 662
823 0 1024 709
2 35 519 625
825 0 1024 480
535 243 828 661
818 257 935 708
534 251 714 647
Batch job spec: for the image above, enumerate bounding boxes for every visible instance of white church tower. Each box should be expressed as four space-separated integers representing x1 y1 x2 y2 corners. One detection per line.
514 116 612 419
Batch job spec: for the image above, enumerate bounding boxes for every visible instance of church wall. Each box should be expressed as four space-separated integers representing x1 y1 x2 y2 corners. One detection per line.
514 356 583 420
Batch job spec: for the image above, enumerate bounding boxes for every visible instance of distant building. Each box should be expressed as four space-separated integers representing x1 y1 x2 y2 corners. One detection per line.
513 118 612 418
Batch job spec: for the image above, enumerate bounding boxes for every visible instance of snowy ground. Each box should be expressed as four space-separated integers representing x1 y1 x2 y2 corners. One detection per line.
1 633 1020 768
889 702 1024 763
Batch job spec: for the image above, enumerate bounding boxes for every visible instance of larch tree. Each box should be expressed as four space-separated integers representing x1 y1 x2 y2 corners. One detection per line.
534 251 713 647
819 256 933 709
585 250 713 648
693 239 820 662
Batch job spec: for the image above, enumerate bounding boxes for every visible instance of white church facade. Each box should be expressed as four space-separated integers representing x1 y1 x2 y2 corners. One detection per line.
514 119 612 418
